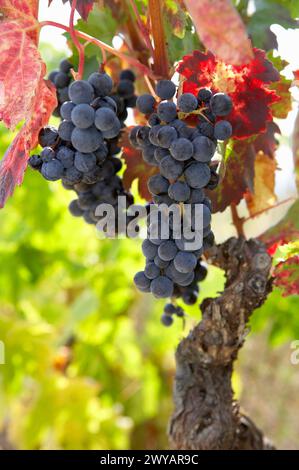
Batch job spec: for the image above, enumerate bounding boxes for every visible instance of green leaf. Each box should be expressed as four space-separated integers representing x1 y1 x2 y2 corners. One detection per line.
164 16 201 64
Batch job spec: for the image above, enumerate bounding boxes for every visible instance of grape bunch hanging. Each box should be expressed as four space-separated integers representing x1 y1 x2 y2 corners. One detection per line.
29 61 136 231
130 80 232 326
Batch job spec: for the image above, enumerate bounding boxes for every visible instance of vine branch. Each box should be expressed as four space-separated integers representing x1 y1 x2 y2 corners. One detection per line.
69 0 85 79
148 0 169 79
231 203 245 237
169 237 274 450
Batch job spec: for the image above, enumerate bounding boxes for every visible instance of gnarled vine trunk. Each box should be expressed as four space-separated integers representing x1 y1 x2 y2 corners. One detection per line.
169 237 275 450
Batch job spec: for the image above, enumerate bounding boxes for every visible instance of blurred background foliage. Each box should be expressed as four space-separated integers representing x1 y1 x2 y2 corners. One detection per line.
0 5 299 449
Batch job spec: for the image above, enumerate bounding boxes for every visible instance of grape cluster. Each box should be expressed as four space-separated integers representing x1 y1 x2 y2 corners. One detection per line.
29 68 136 231
131 80 232 325
48 59 73 117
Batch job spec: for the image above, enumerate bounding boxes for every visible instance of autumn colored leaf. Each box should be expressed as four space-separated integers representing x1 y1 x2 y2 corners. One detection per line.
0 79 57 207
206 140 255 213
164 0 187 39
245 151 277 217
177 48 280 139
0 0 39 42
183 0 253 65
49 0 95 20
0 20 44 129
273 256 299 297
120 128 158 202
260 199 299 248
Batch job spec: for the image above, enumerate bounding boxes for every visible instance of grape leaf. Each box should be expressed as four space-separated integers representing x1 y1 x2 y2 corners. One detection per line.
164 0 187 39
120 128 158 201
0 79 57 207
0 0 39 42
260 199 299 248
183 0 253 65
247 2 297 50
292 108 299 191
207 139 255 213
0 20 44 129
177 49 280 139
48 0 95 20
273 256 299 297
245 151 277 217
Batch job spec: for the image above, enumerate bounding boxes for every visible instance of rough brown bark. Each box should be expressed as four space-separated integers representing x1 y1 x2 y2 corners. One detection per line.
169 237 275 450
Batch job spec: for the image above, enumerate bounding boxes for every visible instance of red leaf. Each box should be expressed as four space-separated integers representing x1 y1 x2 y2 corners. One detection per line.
183 0 253 65
0 0 39 43
120 128 158 201
177 49 280 139
48 0 95 21
0 20 44 129
0 79 57 207
273 256 299 297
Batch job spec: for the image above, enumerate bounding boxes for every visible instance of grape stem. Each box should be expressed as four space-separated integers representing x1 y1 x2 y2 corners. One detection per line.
148 0 169 78
69 0 85 79
39 21 156 79
230 203 245 237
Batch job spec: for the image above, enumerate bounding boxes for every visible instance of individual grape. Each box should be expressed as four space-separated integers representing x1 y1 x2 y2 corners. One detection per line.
136 94 156 114
148 125 162 146
169 138 193 161
148 174 169 195
159 155 183 180
198 121 214 138
198 88 212 102
156 126 177 148
150 276 174 298
38 126 59 147
61 101 75 121
41 159 64 181
58 120 75 141
64 166 83 184
28 155 42 170
58 87 69 103
192 136 216 162
69 199 84 217
177 93 198 113
201 204 212 228
142 145 158 166
56 146 74 168
74 152 97 173
94 144 108 163
144 262 160 280
157 101 177 123
95 108 118 131
120 69 136 82
88 72 113 96
71 127 103 153
68 80 94 104
194 263 208 282
102 121 121 139
156 80 176 100
158 240 178 261
182 290 198 305
142 239 158 260
203 231 215 251
161 314 174 326
54 72 70 88
117 79 135 98
210 93 232 116
202 196 212 211
71 104 95 129
174 251 197 274
206 165 219 190
134 271 151 290
164 303 177 315
154 147 169 163
184 162 211 189
188 188 204 203
148 113 161 127
154 255 169 269
41 147 55 162
136 126 151 147
214 120 232 140
168 181 190 202
92 96 117 113
48 70 58 83
60 59 73 74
